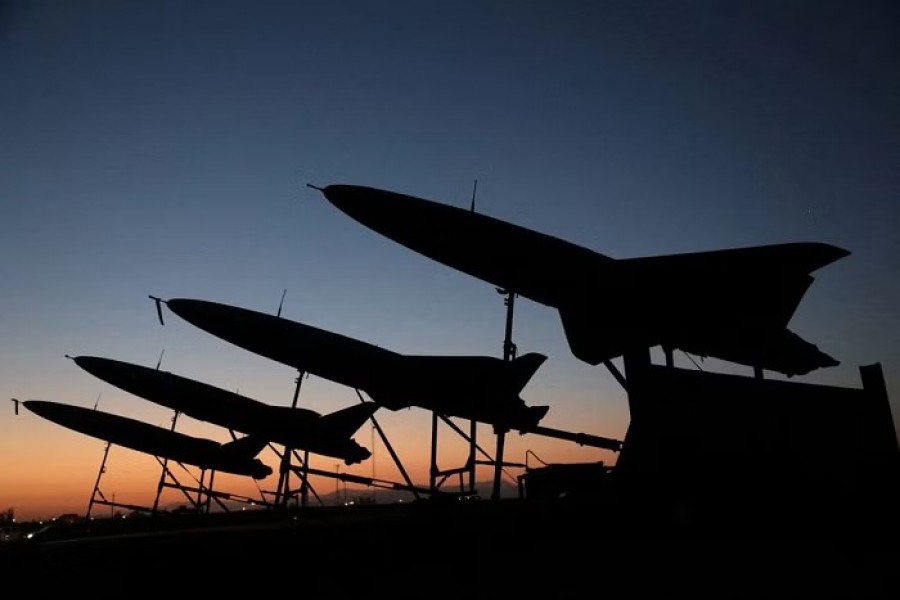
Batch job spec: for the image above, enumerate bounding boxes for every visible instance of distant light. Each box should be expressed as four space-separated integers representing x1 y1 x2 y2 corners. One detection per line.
26 532 34 540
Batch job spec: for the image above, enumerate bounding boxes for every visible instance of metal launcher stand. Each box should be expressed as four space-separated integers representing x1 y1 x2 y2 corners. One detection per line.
269 372 424 508
270 370 314 509
85 441 156 520
425 289 524 500
290 390 432 502
273 380 428 506
423 288 627 501
84 438 226 520
10 395 156 521
258 292 428 508
148 410 262 516
145 299 270 515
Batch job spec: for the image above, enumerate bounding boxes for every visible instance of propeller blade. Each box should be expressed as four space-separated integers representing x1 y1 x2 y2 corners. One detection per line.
149 295 165 325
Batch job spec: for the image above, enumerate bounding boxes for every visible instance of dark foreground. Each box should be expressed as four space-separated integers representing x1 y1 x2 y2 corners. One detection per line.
3 499 898 598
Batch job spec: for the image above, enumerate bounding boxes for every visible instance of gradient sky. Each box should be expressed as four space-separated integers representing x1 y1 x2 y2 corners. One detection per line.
2 1 898 522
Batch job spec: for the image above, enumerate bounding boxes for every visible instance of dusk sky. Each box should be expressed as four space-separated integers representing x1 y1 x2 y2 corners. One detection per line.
2 1 898 522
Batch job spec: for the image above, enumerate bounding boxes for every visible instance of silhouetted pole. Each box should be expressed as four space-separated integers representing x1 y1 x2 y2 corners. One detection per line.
205 470 216 514
430 411 439 493
468 420 477 494
300 449 310 508
492 429 507 501
371 423 377 503
334 464 340 506
356 390 421 500
276 371 305 508
86 441 112 520
197 469 207 513
466 179 480 496
493 289 517 501
152 410 181 515
502 290 517 362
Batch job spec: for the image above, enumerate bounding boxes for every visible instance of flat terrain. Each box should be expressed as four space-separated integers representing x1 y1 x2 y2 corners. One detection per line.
3 500 898 598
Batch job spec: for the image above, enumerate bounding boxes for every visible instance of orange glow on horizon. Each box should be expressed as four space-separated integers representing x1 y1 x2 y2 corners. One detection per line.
3 405 626 522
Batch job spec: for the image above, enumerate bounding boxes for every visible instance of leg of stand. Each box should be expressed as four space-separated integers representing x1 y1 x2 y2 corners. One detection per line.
86 441 112 520
300 450 310 508
468 419 477 494
491 430 507 501
430 411 439 493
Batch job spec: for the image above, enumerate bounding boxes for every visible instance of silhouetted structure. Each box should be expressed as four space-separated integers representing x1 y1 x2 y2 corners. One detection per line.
614 354 900 536
314 182 898 537
518 459 614 502
22 180 892 541
160 297 551 433
24 400 273 479
71 355 377 466
315 183 847 378
23 399 274 516
149 296 562 501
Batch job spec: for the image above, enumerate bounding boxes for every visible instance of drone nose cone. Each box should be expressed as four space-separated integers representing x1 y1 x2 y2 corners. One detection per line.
22 400 65 424
321 184 380 219
164 298 197 319
319 184 362 204
165 298 224 330
71 355 91 369
321 184 450 254
72 355 105 375
321 184 423 227
22 399 45 415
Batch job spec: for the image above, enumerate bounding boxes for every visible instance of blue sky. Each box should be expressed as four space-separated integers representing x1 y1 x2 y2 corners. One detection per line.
1 1 898 520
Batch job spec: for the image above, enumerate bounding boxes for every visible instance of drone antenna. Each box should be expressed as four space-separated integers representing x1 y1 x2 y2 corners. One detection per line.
277 288 287 318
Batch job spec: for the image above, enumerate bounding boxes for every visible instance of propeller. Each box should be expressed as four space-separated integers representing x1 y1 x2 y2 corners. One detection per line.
149 295 166 325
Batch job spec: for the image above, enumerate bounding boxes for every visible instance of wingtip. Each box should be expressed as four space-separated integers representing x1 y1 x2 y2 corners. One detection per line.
817 242 852 265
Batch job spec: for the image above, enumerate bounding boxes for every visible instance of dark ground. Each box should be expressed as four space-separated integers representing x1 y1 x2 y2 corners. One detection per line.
3 499 898 598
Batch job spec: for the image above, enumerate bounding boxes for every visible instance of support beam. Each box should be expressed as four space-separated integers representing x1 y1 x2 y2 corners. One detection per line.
355 390 421 500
